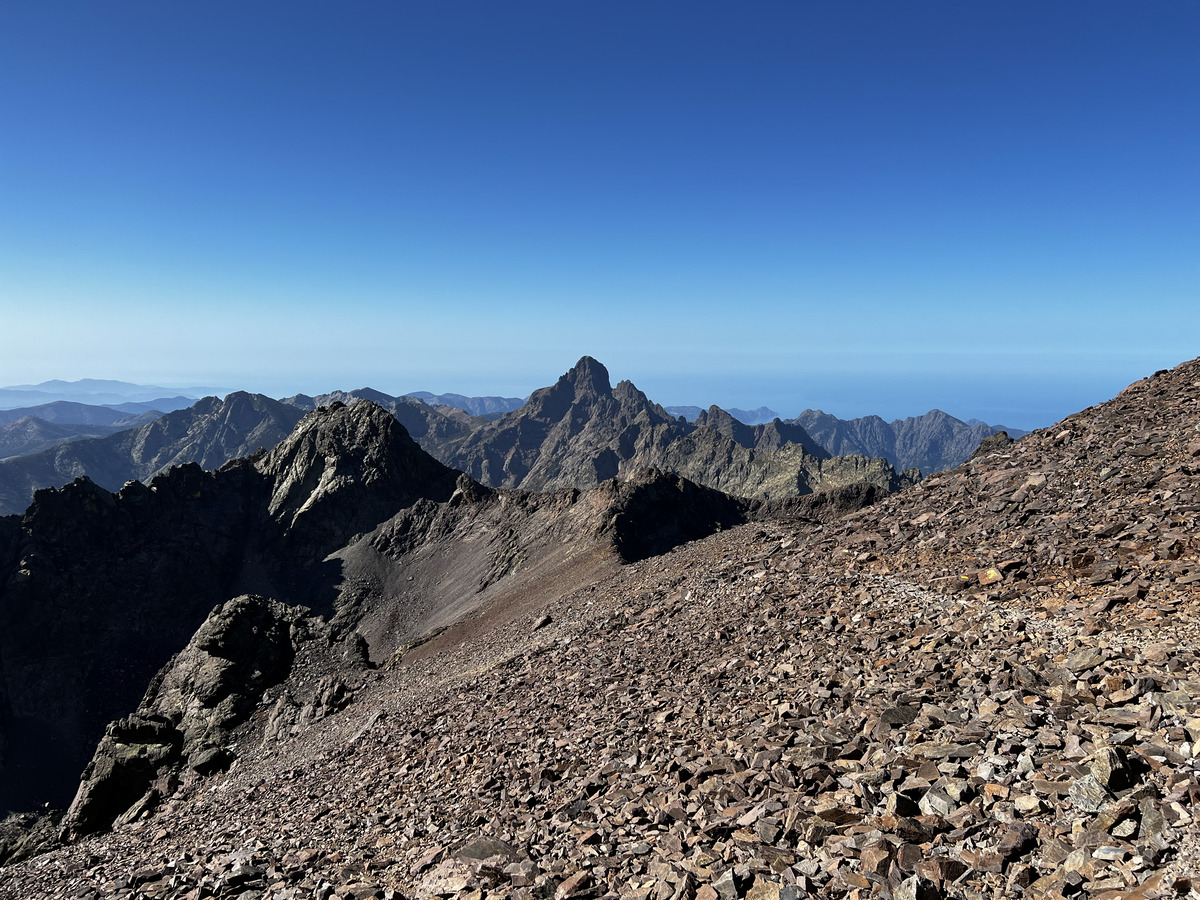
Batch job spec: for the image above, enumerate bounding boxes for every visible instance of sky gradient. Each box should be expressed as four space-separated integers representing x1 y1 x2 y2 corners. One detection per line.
1 3 1196 429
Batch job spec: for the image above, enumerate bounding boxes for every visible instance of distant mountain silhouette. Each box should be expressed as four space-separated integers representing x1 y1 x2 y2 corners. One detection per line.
0 401 160 427
0 379 205 410
403 391 525 416
0 403 164 461
0 415 156 461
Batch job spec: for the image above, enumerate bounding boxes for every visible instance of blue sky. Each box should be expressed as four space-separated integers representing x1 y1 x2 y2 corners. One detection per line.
1 2 1196 429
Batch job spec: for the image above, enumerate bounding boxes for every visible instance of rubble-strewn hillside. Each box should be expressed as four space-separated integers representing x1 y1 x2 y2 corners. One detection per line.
2 359 1197 899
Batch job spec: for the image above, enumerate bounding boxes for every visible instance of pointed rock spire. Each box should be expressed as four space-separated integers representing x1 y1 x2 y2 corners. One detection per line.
564 357 612 399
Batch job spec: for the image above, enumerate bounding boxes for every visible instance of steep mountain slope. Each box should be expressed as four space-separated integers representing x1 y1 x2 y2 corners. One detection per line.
4 358 1198 898
445 357 913 499
0 400 774 830
0 393 304 515
0 416 148 461
793 408 1026 475
283 389 476 456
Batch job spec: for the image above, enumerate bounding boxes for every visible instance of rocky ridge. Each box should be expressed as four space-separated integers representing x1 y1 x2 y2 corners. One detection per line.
0 415 154 462
1 359 1198 898
0 393 304 516
0 402 165 428
0 363 1006 520
667 407 781 426
791 409 1025 477
403 393 526 418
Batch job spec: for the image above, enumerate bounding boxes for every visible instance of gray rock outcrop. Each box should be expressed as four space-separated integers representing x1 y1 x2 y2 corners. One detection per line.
61 595 314 840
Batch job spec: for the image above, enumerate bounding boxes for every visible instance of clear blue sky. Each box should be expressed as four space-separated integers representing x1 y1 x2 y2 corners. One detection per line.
1 2 1196 429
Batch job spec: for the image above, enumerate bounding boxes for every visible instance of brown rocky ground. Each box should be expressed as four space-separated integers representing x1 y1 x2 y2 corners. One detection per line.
3 360 1200 900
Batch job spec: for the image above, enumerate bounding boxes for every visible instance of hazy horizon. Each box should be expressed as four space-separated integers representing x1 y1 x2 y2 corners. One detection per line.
3 4 1195 433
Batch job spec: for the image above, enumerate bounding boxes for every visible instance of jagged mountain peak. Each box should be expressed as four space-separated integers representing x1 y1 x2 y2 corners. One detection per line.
262 399 410 465
257 399 458 546
439 359 902 497
517 357 620 424
563 356 612 397
694 404 756 448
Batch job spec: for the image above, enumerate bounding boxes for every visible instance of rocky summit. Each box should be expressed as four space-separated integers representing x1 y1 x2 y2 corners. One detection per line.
439 357 914 500
2 358 1199 900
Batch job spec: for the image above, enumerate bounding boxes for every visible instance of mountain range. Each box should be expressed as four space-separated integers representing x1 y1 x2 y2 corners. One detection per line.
0 410 161 461
0 358 1021 516
0 393 304 515
429 358 913 499
1 357 1197 898
791 408 1026 475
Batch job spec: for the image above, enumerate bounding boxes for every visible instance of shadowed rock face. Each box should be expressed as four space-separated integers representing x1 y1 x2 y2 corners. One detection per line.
256 401 459 560
601 468 750 563
0 401 457 814
61 595 311 839
441 357 912 499
0 464 264 814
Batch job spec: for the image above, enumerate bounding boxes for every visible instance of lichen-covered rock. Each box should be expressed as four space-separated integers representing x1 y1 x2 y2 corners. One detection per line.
60 595 315 839
60 713 181 839
141 594 305 760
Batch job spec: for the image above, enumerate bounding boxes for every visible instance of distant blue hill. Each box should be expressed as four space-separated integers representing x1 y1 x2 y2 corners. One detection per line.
404 391 525 417
0 379 210 410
